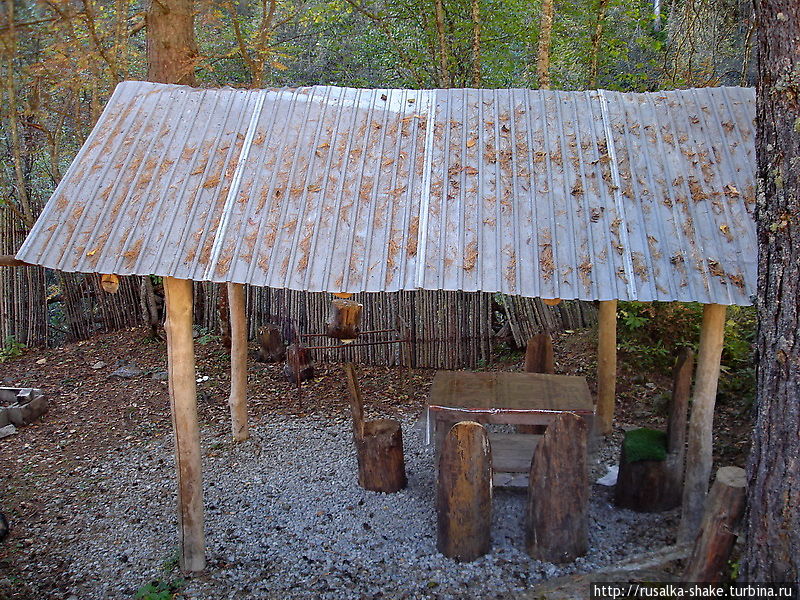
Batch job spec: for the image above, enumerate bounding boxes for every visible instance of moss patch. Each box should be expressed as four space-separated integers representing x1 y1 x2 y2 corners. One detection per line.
624 428 667 463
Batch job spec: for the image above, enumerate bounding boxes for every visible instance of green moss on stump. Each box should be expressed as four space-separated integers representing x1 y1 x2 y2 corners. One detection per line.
623 428 667 463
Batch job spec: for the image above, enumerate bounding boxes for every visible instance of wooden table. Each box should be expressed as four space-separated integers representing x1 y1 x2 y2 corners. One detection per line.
427 371 595 484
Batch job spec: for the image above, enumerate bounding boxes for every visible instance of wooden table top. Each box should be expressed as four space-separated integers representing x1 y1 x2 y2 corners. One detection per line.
428 371 593 414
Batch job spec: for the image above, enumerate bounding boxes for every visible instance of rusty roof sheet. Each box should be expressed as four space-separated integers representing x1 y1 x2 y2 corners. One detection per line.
17 81 756 304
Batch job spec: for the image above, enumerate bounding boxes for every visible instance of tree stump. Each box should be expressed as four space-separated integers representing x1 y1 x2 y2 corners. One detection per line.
614 428 681 511
524 332 555 374
283 344 314 384
326 298 362 341
684 466 746 583
437 421 492 562
344 363 406 493
526 412 588 563
257 324 285 363
520 332 555 433
664 348 694 499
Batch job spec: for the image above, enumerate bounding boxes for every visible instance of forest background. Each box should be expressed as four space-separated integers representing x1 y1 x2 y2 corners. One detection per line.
0 0 757 382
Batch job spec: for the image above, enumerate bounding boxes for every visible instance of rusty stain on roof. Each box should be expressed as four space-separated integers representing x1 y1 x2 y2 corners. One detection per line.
17 82 757 305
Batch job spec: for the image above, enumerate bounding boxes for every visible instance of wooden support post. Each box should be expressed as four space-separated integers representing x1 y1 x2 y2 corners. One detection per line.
227 282 249 442
684 466 746 583
596 299 618 435
437 421 492 562
679 303 726 542
163 277 205 572
526 412 588 563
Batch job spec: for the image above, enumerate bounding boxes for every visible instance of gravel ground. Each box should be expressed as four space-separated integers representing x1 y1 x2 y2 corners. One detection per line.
7 410 679 600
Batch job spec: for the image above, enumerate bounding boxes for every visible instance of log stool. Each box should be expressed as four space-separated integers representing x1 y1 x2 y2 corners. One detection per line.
344 363 406 493
525 412 588 563
437 421 492 562
614 349 694 512
519 332 555 434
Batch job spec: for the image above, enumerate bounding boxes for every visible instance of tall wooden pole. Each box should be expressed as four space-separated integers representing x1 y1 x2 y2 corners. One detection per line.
163 277 205 571
228 282 249 441
679 303 726 542
596 299 617 434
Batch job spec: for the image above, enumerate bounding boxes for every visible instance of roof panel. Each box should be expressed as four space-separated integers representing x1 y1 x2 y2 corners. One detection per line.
17 81 757 305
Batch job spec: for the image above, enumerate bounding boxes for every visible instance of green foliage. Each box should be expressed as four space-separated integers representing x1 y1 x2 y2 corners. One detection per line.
133 578 185 600
194 327 220 346
616 302 756 405
624 427 667 463
0 336 26 363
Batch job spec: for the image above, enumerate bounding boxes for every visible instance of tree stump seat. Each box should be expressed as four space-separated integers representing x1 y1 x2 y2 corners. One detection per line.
615 350 694 513
344 363 407 493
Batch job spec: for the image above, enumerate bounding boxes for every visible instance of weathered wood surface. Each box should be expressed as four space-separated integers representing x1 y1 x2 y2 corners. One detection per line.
684 466 746 583
227 282 249 442
437 421 492 562
680 304 726 542
100 274 120 294
665 348 694 499
526 412 588 563
614 447 679 512
487 433 541 473
596 299 618 435
429 372 593 413
344 363 406 493
524 333 555 374
256 324 285 363
284 344 314 384
355 419 407 493
326 298 362 341
163 277 205 572
0 255 29 267
344 362 365 438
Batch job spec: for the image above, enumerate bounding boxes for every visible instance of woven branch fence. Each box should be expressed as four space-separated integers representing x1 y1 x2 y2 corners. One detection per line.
1 264 596 369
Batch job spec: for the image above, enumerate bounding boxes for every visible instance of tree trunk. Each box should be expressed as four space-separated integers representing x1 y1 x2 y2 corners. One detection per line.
470 0 482 87
536 0 554 89
217 283 232 350
741 0 800 582
432 0 452 87
588 0 609 88
146 0 198 85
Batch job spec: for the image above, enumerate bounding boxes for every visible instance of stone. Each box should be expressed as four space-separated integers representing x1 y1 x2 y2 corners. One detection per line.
0 388 18 404
15 388 36 405
0 424 17 439
92 361 106 370
151 371 169 381
6 405 23 427
110 364 142 378
20 396 47 424
0 408 8 428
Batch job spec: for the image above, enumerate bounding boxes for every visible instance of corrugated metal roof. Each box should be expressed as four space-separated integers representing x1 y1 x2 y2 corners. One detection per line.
17 81 757 305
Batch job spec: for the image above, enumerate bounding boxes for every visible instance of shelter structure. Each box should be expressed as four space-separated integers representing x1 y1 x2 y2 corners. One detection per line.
11 82 756 569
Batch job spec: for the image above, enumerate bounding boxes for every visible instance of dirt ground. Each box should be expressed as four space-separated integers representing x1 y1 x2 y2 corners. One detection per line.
0 327 753 599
